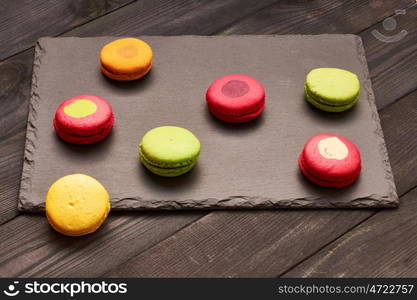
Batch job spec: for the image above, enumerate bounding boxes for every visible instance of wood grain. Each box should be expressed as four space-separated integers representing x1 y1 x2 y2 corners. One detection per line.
0 0 135 60
283 187 417 277
363 4 417 109
219 0 417 109
103 90 417 277
64 0 280 36
0 212 204 277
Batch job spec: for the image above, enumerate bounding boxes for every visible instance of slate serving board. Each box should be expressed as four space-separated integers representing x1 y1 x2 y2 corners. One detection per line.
18 35 398 211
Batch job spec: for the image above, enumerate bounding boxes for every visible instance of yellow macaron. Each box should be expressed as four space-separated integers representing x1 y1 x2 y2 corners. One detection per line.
45 174 110 236
100 38 153 81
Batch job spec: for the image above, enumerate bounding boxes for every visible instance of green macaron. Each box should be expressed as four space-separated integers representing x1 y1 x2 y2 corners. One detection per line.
139 126 201 177
304 68 360 112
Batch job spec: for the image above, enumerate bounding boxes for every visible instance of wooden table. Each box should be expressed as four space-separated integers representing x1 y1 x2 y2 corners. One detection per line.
0 0 416 278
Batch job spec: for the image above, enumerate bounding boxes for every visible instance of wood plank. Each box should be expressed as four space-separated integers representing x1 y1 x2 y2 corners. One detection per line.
103 91 417 277
0 212 204 277
0 0 135 60
64 0 280 36
219 0 417 109
283 187 417 277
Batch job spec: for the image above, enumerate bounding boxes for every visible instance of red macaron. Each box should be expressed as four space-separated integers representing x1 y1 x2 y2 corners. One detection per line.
53 95 114 144
206 74 265 123
298 133 361 188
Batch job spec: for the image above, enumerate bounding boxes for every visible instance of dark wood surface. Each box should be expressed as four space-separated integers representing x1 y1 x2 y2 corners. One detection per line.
0 0 416 277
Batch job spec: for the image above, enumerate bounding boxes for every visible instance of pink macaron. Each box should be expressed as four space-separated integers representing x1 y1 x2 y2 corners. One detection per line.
53 95 114 144
298 133 361 187
206 74 265 123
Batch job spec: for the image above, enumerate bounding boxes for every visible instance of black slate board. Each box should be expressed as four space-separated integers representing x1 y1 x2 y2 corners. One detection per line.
18 35 398 211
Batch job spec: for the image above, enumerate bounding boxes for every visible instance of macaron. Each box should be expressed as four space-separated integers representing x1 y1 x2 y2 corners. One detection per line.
100 38 153 81
304 68 360 112
53 95 114 144
206 74 265 123
139 126 201 177
298 133 361 187
45 174 110 236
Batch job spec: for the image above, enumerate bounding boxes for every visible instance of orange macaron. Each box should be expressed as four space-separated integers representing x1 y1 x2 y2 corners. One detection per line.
99 38 153 81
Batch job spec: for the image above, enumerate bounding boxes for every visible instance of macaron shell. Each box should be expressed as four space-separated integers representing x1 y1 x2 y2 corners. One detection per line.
54 115 114 144
302 133 361 181
305 68 360 106
140 126 201 167
54 95 113 136
100 38 152 77
45 174 110 236
206 74 265 122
